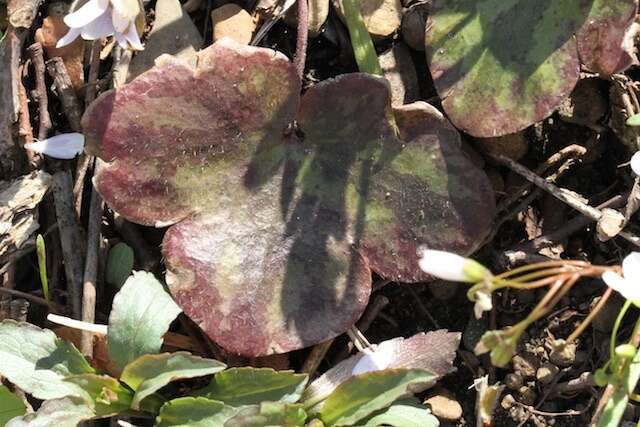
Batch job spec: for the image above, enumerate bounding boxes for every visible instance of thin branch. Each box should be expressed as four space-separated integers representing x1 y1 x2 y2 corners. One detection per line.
294 0 308 80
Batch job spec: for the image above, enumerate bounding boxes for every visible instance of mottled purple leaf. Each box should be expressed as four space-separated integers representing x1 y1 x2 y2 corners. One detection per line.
577 0 639 75
425 0 637 137
84 39 494 356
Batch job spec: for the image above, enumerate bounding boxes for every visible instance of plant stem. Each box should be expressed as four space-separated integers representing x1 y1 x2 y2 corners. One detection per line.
566 288 613 344
341 0 382 75
611 300 632 362
294 0 308 80
36 234 49 302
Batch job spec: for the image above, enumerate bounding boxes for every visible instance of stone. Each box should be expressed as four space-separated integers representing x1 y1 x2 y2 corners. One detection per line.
401 2 428 51
501 393 516 410
505 372 523 390
475 131 529 162
516 385 536 406
378 43 419 107
536 363 559 384
128 0 203 81
424 388 463 422
549 341 576 368
511 353 539 379
211 4 256 45
333 0 402 39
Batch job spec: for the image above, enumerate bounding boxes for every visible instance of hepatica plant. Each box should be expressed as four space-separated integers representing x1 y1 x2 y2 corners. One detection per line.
83 38 495 356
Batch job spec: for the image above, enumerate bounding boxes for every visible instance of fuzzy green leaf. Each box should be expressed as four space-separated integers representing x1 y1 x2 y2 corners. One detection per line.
356 399 438 427
64 374 133 417
156 397 237 426
0 385 26 425
224 402 307 427
319 369 434 427
107 271 182 371
6 396 94 427
198 367 308 407
105 242 135 288
0 320 94 400
121 351 226 410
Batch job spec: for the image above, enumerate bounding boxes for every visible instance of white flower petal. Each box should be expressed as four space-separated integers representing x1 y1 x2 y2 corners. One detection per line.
111 7 131 32
114 31 128 50
623 252 640 283
351 344 394 375
80 10 116 39
631 151 640 176
63 0 109 28
418 249 469 282
123 22 144 50
474 291 492 319
602 271 640 304
24 133 85 159
56 27 82 48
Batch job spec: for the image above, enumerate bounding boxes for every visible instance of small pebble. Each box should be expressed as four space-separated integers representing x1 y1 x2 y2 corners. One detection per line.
536 363 559 384
424 388 463 422
549 342 576 367
211 4 256 45
511 353 539 378
505 372 523 390
517 385 536 406
501 393 516 410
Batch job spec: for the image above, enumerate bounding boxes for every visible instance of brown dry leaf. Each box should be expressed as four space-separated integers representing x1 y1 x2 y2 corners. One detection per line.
0 171 52 265
34 4 85 91
53 326 121 377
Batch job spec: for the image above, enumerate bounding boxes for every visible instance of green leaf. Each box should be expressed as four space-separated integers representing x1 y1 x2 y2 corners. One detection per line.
105 242 135 288
0 385 26 425
0 320 94 400
319 369 434 427
597 347 640 427
356 399 438 427
6 396 94 427
120 351 226 410
156 397 237 426
626 113 640 127
107 271 182 371
64 374 133 417
35 234 49 301
224 402 307 427
198 367 308 407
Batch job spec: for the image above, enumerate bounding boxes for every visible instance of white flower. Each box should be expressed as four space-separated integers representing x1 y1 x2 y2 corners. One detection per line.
473 290 493 319
631 152 640 176
418 248 491 283
24 133 85 159
602 252 640 305
351 343 394 375
57 0 144 51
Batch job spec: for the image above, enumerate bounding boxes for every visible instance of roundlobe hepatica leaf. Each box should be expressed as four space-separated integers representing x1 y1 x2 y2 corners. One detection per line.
83 38 495 356
425 0 637 137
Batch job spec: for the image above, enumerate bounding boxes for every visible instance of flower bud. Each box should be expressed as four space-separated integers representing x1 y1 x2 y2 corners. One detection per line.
418 248 491 283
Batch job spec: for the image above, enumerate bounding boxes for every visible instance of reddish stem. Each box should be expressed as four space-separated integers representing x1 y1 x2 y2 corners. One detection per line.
294 0 308 80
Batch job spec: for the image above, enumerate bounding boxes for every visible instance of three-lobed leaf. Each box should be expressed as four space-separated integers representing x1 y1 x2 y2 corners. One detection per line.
0 320 94 400
107 271 182 371
198 367 308 407
120 351 226 410
84 38 495 356
425 0 638 137
156 397 237 426
319 369 434 427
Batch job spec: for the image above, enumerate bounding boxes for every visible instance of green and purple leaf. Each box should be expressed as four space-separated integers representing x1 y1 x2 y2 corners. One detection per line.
425 0 638 137
84 39 494 356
